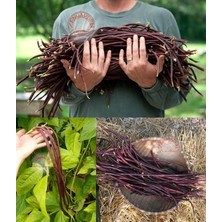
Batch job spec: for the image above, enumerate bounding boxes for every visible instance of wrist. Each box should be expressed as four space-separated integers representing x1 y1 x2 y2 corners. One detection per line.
75 84 94 93
16 152 26 174
138 78 157 89
16 150 26 164
74 81 94 93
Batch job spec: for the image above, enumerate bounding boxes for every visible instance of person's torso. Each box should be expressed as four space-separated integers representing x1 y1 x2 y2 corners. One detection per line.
54 0 180 38
54 0 180 117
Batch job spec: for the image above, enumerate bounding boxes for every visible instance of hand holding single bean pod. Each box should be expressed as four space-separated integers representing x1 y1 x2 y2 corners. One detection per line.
29 125 69 213
17 23 204 117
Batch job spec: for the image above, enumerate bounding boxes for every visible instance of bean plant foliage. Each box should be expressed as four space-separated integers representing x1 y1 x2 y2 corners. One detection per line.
16 118 96 222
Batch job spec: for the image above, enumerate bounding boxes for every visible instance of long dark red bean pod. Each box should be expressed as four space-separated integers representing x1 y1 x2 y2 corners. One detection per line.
97 127 205 203
31 125 69 213
17 23 204 117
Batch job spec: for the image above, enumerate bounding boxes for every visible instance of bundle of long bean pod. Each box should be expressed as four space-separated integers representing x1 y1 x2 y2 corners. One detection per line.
17 23 204 117
30 125 69 213
97 127 205 203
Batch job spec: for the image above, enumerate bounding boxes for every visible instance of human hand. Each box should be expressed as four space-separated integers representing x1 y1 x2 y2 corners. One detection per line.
16 129 48 174
61 39 112 92
119 34 165 88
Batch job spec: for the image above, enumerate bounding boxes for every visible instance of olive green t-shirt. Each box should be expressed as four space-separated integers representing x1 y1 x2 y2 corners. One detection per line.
52 0 184 117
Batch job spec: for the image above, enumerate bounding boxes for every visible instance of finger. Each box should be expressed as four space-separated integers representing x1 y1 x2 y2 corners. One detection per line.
61 59 76 80
126 37 133 63
61 59 70 71
28 129 40 136
90 38 98 64
31 128 52 139
82 40 90 65
119 49 127 72
102 50 112 76
132 34 139 60
36 137 46 144
16 129 26 137
33 133 45 141
139 36 147 62
36 142 47 149
156 55 165 76
98 41 105 68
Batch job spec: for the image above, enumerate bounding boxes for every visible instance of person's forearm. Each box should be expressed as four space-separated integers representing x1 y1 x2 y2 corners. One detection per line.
16 152 25 176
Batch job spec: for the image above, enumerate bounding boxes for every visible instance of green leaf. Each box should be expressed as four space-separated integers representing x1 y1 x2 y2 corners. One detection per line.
42 118 59 127
16 193 29 216
89 212 96 222
16 166 43 195
67 177 84 194
17 118 59 131
65 129 82 159
79 118 96 141
29 118 59 130
16 206 33 222
75 210 87 222
78 156 96 175
33 175 49 219
27 118 44 130
76 203 96 222
27 118 47 131
17 118 30 131
60 148 79 170
69 118 85 131
54 210 69 222
90 170 96 176
65 127 75 151
26 195 39 209
74 199 86 212
17 213 28 222
90 137 96 153
17 158 30 177
67 177 87 203
46 191 60 213
41 218 50 222
24 208 45 222
67 177 86 211
84 201 96 213
83 175 96 198
73 132 82 158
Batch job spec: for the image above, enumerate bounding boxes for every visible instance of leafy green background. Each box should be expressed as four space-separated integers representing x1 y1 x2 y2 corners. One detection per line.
16 118 96 222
